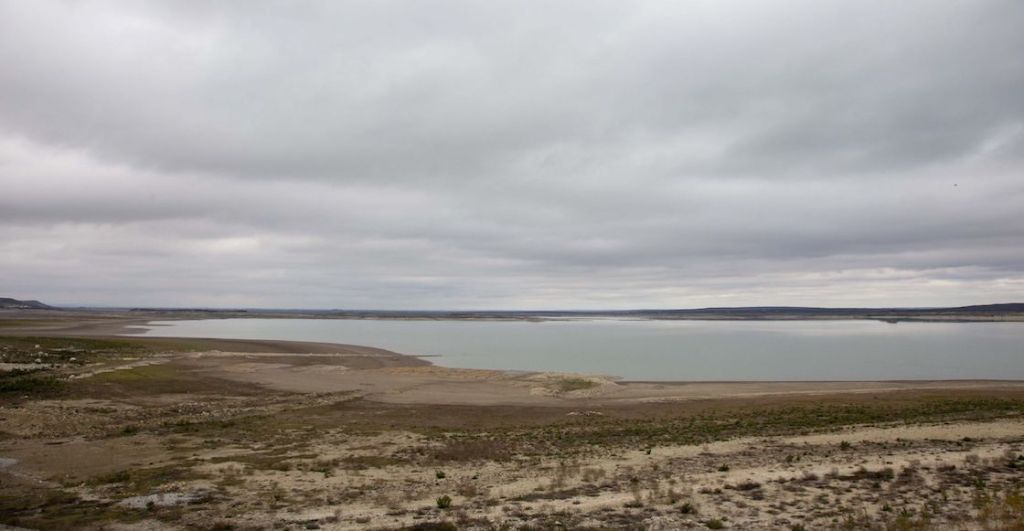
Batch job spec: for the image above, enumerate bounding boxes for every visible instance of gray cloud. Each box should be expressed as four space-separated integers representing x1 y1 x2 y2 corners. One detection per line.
1 0 1023 308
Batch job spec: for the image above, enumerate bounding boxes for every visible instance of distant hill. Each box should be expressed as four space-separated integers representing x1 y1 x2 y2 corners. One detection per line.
5 298 1023 320
951 303 1024 312
201 302 1024 322
0 297 56 310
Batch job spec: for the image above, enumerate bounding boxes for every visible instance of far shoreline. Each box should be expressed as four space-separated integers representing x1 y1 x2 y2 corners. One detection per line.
8 301 1024 324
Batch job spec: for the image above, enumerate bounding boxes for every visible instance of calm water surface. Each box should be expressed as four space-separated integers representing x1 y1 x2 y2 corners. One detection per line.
138 318 1024 381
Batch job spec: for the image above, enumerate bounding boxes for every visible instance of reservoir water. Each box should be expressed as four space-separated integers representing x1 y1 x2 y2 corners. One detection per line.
137 318 1024 381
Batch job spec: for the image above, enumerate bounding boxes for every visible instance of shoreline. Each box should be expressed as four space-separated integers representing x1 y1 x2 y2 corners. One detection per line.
3 311 1024 401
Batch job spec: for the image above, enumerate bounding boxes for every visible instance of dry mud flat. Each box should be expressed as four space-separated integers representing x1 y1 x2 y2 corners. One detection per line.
177 349 1024 408
0 335 1023 530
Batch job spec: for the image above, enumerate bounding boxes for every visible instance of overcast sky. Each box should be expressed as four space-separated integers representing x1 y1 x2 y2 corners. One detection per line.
1 1 1023 309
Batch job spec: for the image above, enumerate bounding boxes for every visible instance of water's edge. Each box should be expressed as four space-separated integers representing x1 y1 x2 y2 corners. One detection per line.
135 318 1024 382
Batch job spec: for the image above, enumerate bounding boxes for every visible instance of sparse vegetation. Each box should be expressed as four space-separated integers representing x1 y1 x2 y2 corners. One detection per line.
430 437 513 463
0 373 63 396
3 334 1024 530
555 377 598 393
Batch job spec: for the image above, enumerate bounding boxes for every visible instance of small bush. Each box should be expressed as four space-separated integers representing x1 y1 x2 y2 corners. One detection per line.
436 495 452 509
733 480 761 491
705 519 725 529
435 470 446 479
91 469 131 484
0 374 62 395
849 467 895 482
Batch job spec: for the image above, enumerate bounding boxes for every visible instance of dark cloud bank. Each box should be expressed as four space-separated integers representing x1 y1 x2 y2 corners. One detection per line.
1 0 1022 309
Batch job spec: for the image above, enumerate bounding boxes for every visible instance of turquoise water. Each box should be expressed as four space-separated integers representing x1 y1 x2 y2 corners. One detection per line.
138 318 1024 381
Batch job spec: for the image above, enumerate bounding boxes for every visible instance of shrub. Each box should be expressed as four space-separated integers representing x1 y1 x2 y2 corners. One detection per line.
734 480 761 491
436 495 452 509
0 374 62 395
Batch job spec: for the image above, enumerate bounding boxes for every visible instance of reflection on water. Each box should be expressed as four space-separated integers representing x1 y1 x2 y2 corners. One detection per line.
138 318 1024 381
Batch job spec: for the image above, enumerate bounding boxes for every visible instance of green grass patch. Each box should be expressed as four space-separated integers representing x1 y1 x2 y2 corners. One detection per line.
0 489 153 530
556 378 599 393
87 464 208 495
0 336 148 354
159 395 363 442
208 451 318 472
79 363 200 397
425 397 1024 458
0 374 63 396
89 364 178 383
80 363 258 398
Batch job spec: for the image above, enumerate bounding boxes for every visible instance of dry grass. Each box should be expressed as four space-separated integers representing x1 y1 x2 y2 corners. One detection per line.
3 333 1024 530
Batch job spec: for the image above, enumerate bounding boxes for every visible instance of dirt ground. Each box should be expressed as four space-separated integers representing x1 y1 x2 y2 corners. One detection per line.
1 312 1023 530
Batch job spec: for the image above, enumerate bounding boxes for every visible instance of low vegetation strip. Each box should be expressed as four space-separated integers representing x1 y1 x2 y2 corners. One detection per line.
428 398 1024 458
